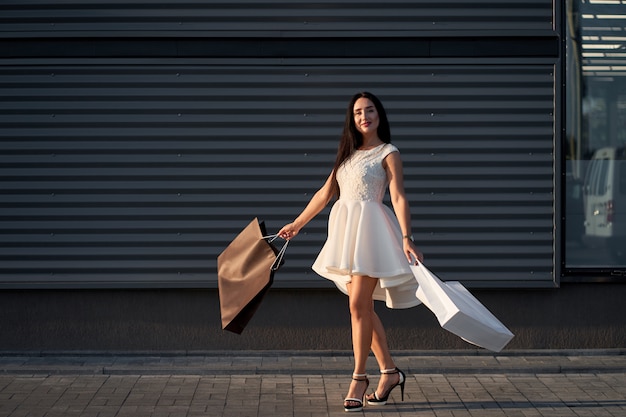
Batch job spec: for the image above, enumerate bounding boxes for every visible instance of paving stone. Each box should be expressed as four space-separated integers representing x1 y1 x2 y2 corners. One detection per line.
1 351 626 416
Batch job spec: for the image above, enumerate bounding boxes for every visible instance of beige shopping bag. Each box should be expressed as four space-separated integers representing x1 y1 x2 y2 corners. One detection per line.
217 218 287 334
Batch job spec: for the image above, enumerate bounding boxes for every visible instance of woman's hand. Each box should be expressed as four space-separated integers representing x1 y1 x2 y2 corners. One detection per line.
278 222 300 240
404 239 424 264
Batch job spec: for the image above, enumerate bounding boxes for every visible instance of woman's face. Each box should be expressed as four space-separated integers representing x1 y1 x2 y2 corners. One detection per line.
353 97 379 136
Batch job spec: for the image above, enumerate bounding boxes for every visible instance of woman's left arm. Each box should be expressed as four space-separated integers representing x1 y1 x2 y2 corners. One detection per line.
385 151 424 264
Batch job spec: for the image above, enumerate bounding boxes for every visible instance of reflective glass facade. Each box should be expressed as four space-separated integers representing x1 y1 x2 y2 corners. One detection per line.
565 0 626 273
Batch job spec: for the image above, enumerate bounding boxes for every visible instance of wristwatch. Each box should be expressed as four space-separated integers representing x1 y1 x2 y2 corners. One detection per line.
403 235 414 242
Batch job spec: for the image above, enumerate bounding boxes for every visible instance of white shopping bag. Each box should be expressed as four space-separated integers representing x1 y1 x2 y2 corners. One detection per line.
411 262 514 352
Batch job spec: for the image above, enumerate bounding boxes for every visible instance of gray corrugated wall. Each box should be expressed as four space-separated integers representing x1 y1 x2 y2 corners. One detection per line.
0 0 553 32
0 0 558 288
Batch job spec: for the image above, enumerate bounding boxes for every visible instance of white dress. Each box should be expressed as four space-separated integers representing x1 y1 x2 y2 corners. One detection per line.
312 143 421 309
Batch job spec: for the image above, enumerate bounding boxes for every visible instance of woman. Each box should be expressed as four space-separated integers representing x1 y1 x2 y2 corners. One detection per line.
278 92 423 412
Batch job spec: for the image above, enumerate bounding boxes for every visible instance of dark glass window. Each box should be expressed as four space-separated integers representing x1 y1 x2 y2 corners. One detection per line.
565 0 626 273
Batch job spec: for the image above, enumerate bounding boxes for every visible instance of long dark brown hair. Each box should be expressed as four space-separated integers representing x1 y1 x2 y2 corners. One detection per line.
330 92 392 198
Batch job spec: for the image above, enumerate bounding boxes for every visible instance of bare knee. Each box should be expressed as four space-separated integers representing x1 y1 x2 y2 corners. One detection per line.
347 275 377 320
349 297 373 320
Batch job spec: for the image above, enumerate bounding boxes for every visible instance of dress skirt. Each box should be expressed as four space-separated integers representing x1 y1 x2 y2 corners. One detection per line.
312 199 421 309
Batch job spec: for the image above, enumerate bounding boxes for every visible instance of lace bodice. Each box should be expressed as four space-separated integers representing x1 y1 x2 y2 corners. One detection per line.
336 143 399 201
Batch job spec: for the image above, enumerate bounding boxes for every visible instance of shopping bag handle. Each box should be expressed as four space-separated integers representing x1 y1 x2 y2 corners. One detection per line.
263 234 289 271
409 254 422 266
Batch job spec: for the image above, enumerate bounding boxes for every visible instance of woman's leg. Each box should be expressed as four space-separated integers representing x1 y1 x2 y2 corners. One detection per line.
344 275 378 406
371 311 394 369
369 311 401 399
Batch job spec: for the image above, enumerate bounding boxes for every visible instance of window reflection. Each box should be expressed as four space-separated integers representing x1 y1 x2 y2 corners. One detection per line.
566 0 626 269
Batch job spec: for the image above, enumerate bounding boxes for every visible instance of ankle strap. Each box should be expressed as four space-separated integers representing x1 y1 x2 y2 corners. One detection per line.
352 373 367 379
380 368 398 374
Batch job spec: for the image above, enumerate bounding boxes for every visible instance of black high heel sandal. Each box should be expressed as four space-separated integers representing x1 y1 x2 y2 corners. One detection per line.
366 367 406 405
344 373 370 412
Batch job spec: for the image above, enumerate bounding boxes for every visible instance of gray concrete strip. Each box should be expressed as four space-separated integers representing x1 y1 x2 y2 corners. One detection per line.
2 350 626 376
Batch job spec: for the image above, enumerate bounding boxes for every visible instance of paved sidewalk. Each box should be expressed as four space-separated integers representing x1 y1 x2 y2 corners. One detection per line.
1 349 625 417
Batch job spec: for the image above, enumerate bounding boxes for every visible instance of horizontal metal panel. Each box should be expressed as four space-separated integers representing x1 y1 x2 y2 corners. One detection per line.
1 38 559 60
0 62 555 288
0 0 553 34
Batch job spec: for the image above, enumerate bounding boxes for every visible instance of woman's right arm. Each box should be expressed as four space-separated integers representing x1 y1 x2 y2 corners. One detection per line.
278 172 335 240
